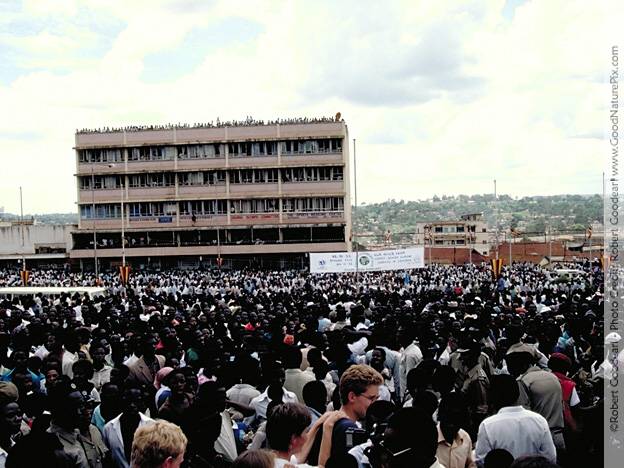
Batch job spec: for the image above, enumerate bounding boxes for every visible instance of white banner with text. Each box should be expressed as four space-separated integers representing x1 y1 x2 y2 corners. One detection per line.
310 248 425 273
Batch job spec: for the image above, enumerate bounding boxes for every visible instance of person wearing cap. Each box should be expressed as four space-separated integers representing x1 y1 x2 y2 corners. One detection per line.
548 353 580 442
0 382 22 467
77 388 109 468
505 344 565 455
47 377 105 468
458 340 489 439
449 336 494 390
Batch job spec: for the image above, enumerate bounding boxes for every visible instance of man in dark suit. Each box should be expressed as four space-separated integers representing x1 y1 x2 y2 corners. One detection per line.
128 335 165 387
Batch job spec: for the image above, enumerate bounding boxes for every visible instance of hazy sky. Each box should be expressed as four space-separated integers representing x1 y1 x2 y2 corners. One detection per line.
0 0 620 214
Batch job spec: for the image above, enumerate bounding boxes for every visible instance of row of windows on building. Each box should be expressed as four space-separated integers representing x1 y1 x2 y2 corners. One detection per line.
432 225 483 233
79 197 345 218
78 138 343 163
79 167 344 189
433 239 488 245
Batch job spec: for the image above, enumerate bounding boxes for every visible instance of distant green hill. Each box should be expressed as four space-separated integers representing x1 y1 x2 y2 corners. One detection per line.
354 194 603 244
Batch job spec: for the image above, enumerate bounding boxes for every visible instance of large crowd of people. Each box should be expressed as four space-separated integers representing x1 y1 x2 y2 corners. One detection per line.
0 261 607 468
76 116 341 134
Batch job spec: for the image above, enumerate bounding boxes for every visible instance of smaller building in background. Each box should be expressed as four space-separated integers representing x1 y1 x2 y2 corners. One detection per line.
414 213 489 256
0 224 73 270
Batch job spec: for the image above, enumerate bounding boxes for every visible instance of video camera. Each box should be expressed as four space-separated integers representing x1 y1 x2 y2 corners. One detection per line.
345 420 389 449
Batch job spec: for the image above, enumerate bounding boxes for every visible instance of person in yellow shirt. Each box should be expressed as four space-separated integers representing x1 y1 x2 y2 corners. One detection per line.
436 393 476 468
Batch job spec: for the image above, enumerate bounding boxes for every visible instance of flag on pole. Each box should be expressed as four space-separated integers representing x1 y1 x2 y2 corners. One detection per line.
119 265 131 284
490 258 503 280
20 270 30 286
586 225 593 239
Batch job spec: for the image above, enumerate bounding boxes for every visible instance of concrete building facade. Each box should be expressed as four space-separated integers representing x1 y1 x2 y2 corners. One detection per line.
414 213 490 256
0 224 74 269
70 120 351 270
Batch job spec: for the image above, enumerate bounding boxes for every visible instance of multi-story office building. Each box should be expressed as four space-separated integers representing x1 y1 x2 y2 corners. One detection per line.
70 119 351 270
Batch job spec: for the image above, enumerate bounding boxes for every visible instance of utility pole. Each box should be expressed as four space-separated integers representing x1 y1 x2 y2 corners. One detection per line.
589 225 593 260
19 187 25 273
217 227 221 270
494 180 499 260
353 138 359 283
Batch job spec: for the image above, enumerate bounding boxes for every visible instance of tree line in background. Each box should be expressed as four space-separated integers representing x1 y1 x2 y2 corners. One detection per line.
0 194 603 238
354 194 603 239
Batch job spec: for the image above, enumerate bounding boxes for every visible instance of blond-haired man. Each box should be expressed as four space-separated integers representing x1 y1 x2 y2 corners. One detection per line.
131 420 187 468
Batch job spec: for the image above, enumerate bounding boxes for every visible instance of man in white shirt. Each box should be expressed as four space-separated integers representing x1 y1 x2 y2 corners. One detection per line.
475 375 556 466
397 327 423 400
226 357 261 406
61 334 80 379
365 345 401 397
283 348 315 403
250 364 298 422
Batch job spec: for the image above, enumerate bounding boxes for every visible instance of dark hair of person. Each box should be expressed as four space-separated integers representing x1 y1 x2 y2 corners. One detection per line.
313 359 329 381
283 347 303 369
302 380 327 410
365 399 395 431
266 403 311 452
406 360 440 394
325 453 358 468
509 455 560 468
386 408 437 464
410 390 439 418
432 365 457 395
307 348 323 366
231 449 274 468
490 375 520 409
484 449 515 468
437 392 468 421
111 365 130 380
72 359 94 379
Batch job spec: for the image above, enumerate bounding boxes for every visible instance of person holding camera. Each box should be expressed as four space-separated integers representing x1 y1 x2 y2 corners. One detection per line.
308 365 383 465
347 400 396 468
368 407 443 468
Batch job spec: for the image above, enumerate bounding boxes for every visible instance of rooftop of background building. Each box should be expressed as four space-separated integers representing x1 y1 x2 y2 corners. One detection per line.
76 115 344 135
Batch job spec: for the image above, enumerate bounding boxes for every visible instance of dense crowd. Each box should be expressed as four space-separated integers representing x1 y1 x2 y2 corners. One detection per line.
0 261 608 468
76 116 341 134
